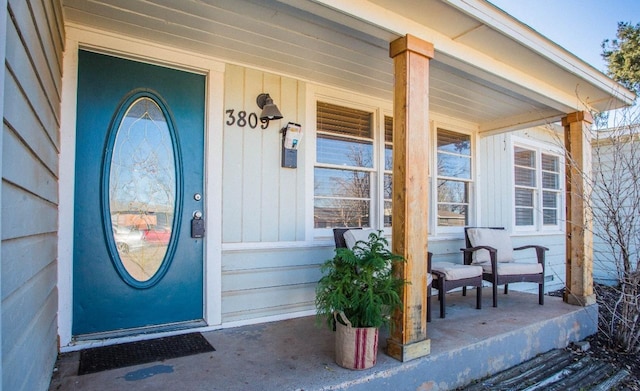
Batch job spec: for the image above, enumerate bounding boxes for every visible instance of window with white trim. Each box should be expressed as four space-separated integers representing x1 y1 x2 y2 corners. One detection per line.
514 146 562 230
314 101 391 229
383 115 393 227
436 129 472 227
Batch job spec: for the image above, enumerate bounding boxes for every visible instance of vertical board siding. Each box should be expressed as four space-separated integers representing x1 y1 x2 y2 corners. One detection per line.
221 65 245 243
222 65 302 243
279 77 301 241
260 72 281 243
220 65 306 323
591 141 633 285
2 0 63 390
475 128 566 293
241 68 264 242
477 133 510 227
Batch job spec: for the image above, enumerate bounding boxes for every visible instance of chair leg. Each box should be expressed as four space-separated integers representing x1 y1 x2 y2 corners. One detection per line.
504 284 509 294
476 285 482 309
462 286 467 296
427 288 432 322
439 286 446 318
539 283 544 305
493 283 498 307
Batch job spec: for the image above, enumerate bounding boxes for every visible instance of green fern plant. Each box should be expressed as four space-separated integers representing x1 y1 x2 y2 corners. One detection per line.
315 230 406 329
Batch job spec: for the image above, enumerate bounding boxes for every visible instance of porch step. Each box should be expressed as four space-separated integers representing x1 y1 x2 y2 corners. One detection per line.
459 348 629 391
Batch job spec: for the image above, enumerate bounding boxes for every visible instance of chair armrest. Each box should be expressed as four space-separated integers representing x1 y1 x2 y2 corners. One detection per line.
460 246 497 268
461 245 497 253
513 245 548 264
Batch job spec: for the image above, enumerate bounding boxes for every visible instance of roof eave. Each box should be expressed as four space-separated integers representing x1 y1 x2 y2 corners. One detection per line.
445 0 636 111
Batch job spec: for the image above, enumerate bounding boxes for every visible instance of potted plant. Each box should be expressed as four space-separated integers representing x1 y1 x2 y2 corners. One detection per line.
315 230 405 370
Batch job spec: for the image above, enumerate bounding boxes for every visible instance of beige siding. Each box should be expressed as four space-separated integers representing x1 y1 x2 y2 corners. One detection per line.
591 140 636 285
478 132 511 226
222 65 304 243
221 245 331 323
220 64 311 323
2 0 63 390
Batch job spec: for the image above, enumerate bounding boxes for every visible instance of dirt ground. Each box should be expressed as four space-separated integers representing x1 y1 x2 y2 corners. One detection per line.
574 284 640 390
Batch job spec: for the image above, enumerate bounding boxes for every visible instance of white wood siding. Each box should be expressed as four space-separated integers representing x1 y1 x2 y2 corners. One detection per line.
591 139 637 285
221 65 314 323
221 245 331 323
477 127 566 293
427 236 564 294
2 0 63 389
477 132 511 227
222 65 305 243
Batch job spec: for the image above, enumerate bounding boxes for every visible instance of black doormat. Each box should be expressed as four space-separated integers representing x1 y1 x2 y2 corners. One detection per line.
78 333 215 375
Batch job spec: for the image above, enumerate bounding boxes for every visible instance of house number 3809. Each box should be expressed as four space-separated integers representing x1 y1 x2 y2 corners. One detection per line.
225 109 268 129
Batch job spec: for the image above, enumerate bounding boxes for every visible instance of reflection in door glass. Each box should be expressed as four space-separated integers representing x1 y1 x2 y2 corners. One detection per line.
109 97 175 282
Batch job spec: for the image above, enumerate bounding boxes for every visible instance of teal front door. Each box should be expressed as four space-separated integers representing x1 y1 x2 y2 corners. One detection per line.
73 50 206 336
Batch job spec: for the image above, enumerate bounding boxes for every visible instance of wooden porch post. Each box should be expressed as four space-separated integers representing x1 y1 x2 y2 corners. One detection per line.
386 34 433 361
562 111 596 306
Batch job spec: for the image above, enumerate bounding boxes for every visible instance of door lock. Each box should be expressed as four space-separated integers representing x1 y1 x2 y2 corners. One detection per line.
191 210 205 238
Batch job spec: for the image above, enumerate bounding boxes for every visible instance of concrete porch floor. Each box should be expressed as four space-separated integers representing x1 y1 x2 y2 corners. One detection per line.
49 290 598 391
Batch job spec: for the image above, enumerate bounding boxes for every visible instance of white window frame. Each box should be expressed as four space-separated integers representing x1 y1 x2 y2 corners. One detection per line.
432 124 475 235
307 85 392 239
511 137 564 233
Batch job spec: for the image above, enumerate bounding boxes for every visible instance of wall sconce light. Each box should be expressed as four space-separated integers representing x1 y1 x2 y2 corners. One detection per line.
256 93 283 127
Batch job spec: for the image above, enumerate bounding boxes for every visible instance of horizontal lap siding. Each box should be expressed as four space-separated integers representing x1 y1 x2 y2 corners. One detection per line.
221 246 333 323
2 0 63 390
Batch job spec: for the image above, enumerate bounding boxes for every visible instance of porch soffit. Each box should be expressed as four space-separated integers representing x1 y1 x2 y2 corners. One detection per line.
61 0 633 134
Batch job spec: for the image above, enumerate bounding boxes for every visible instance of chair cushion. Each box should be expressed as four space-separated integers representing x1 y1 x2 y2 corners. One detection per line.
466 228 514 264
344 229 381 250
481 262 542 275
432 262 483 280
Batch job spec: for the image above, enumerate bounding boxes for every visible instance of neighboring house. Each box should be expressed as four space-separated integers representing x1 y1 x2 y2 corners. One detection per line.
0 0 635 390
591 125 640 286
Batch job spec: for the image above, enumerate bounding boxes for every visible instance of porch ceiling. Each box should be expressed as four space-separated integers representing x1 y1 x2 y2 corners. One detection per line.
62 0 634 133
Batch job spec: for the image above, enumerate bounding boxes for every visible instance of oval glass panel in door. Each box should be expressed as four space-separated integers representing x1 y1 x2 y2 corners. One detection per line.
109 96 176 283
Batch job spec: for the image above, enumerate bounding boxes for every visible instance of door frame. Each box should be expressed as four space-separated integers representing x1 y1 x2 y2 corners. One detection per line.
59 25 224 350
